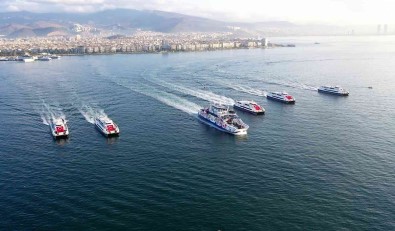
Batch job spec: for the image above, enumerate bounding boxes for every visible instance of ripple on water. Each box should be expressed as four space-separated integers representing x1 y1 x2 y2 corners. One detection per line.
1 39 395 230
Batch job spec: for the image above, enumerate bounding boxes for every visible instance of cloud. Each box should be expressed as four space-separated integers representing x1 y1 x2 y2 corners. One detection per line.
1 0 395 25
0 0 195 13
30 0 105 4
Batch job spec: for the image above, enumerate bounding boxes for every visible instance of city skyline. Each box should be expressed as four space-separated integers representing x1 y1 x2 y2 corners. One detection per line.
0 0 394 26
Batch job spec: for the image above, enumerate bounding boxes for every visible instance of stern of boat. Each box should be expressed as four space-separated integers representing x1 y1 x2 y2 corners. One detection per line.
233 129 248 135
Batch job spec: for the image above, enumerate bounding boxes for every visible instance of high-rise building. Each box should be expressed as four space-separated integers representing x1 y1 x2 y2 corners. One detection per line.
377 24 382 34
384 24 388 34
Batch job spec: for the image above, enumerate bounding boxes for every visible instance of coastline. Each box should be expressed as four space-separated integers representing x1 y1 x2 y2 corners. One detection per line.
0 43 294 60
0 33 297 58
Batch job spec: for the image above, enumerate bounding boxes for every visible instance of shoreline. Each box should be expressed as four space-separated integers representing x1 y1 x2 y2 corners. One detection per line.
0 44 294 60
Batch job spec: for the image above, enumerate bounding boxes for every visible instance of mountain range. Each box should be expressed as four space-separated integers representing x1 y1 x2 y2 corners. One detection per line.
0 9 342 38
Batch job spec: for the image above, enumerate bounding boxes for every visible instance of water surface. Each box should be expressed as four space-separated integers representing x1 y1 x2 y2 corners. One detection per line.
1 36 395 230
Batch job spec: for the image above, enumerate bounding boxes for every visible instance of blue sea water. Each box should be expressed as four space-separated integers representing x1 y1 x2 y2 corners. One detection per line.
0 36 395 230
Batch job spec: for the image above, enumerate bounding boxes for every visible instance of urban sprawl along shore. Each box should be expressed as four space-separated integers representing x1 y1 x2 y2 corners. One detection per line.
0 31 292 58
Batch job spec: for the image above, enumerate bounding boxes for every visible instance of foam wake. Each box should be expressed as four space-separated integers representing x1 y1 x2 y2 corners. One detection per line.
78 105 107 124
149 78 235 105
227 84 267 97
296 82 318 91
38 101 66 126
209 67 318 92
260 79 318 91
117 81 201 115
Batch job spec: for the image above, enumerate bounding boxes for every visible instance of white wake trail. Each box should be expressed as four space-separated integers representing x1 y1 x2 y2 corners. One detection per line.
118 80 201 115
38 101 66 126
150 78 235 105
68 92 108 124
298 83 318 91
260 78 318 91
227 84 268 97
78 105 107 124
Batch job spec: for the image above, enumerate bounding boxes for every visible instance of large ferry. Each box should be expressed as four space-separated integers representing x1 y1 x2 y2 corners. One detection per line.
37 56 52 61
50 118 69 138
95 116 120 137
234 100 265 115
318 86 349 96
267 92 295 104
18 55 35 62
198 104 249 135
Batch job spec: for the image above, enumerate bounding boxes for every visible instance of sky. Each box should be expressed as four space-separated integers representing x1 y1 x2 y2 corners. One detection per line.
0 0 394 25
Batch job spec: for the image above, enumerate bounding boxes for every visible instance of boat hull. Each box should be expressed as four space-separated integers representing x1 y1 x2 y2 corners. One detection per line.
94 121 120 137
197 114 247 135
267 95 295 104
318 89 349 96
50 128 69 139
95 125 120 137
22 59 35 63
234 105 265 115
52 133 69 139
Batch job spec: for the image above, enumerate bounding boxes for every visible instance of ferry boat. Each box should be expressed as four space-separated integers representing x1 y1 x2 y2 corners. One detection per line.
50 118 69 138
234 100 265 115
267 92 295 104
318 86 349 96
50 55 61 59
18 55 35 62
198 104 249 135
37 56 52 61
95 116 120 137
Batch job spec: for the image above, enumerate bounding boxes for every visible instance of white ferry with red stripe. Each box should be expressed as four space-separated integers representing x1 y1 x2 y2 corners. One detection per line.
95 116 120 137
267 92 295 104
198 104 249 135
50 118 69 138
234 100 265 115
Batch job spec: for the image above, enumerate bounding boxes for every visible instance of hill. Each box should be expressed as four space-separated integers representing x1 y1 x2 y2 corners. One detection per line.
0 9 339 37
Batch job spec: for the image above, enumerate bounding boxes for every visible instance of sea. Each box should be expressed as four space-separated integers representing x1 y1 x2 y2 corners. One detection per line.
1 36 394 230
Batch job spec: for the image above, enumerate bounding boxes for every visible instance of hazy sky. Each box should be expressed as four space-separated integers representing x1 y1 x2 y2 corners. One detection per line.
1 0 394 25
